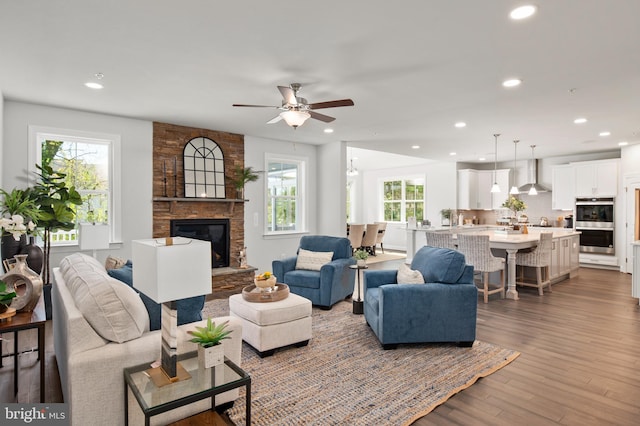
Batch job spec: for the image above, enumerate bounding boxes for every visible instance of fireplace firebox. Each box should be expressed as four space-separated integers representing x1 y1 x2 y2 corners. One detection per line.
170 219 230 268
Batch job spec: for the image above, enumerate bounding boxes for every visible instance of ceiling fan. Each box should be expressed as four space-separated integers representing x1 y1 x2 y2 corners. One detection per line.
233 83 354 129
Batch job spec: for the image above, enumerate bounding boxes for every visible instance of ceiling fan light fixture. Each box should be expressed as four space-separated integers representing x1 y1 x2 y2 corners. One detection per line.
280 110 310 128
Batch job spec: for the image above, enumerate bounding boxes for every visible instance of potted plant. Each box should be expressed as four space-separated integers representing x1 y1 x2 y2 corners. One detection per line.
188 318 233 369
0 280 17 314
440 209 453 226
228 166 260 200
501 196 527 224
353 248 368 266
0 188 41 272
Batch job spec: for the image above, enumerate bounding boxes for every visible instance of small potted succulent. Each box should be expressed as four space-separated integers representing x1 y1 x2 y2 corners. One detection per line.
353 249 369 267
188 318 232 369
0 280 17 314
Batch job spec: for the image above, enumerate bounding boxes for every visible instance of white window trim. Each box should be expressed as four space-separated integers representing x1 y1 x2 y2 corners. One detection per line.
264 153 308 235
28 125 122 244
379 174 425 223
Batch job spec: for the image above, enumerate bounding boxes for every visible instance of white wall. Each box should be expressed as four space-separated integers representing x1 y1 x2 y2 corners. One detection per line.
2 101 152 267
243 136 318 272
358 161 457 251
317 141 346 236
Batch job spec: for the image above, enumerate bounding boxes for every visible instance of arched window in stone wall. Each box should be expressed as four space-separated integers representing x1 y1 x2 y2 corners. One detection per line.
183 137 226 198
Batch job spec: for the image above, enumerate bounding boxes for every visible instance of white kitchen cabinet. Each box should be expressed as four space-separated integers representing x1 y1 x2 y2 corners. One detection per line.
552 164 575 210
457 169 478 210
457 169 505 210
574 159 618 197
550 234 579 281
633 243 640 302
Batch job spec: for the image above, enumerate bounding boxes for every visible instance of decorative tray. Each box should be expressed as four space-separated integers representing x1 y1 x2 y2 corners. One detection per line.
242 283 289 303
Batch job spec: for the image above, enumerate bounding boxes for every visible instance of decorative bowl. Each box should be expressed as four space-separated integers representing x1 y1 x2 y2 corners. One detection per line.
255 276 277 291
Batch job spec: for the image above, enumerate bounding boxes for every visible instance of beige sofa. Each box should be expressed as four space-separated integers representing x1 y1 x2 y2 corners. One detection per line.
52 253 242 426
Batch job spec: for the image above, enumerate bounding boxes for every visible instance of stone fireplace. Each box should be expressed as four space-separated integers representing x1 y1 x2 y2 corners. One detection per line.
152 122 255 297
171 218 230 268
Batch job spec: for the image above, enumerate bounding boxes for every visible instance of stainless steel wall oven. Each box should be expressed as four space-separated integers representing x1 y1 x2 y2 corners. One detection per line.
575 198 614 255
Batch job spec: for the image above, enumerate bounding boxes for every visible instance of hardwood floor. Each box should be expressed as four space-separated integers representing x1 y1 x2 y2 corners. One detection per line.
2 264 639 425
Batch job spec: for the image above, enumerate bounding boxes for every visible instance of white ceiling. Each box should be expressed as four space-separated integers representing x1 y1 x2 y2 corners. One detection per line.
2 1 639 168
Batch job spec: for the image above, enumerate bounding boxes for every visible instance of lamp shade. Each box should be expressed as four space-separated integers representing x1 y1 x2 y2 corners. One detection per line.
280 110 310 128
132 237 212 303
79 223 110 250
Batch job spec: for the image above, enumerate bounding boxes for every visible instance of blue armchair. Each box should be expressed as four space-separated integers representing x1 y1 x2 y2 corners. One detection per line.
272 235 356 309
363 246 477 349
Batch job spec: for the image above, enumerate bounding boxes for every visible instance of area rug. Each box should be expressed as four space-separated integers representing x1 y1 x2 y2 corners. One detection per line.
203 299 519 426
366 251 407 264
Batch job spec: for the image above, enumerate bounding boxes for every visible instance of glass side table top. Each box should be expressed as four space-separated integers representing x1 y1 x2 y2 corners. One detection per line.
124 351 248 412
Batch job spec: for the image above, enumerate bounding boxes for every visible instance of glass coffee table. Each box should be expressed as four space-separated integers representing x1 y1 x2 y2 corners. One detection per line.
124 351 251 426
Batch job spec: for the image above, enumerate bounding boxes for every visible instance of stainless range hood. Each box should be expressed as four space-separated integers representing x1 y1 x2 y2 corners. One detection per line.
517 159 550 193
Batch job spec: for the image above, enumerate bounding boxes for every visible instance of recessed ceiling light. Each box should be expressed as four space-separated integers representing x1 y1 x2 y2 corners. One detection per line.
510 5 537 20
574 117 588 124
618 141 629 146
324 128 334 133
85 82 103 89
449 152 457 156
599 131 611 137
502 78 522 88
411 145 420 149
454 122 466 128
479 157 486 161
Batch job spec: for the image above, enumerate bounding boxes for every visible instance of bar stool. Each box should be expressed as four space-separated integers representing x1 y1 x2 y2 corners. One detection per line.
457 234 505 303
516 232 553 295
425 231 455 250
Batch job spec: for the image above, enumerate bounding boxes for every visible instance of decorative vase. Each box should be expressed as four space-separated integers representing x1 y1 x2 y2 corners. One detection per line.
357 259 366 267
20 236 44 275
0 254 44 312
198 343 225 369
1 234 26 273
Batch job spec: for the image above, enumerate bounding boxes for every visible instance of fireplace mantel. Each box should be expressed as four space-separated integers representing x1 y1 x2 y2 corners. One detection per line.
153 197 248 214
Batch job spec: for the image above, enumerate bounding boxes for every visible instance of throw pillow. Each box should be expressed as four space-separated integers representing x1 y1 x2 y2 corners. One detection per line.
295 248 334 271
397 263 425 284
107 261 205 331
104 255 127 271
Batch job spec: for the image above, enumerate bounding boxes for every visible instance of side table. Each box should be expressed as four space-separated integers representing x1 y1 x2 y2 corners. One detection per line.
0 295 46 402
349 264 368 314
124 352 251 426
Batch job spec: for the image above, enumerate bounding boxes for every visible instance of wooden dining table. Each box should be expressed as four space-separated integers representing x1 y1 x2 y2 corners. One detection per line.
406 227 580 300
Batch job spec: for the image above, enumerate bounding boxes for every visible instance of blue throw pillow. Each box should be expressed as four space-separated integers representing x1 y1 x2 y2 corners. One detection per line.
107 261 205 331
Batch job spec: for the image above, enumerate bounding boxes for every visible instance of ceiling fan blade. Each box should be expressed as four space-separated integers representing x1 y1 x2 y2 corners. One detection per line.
233 104 280 108
309 99 354 110
267 115 283 124
278 86 298 105
309 111 336 123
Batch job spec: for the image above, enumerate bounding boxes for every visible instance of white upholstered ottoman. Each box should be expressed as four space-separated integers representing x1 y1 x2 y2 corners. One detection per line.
229 292 312 357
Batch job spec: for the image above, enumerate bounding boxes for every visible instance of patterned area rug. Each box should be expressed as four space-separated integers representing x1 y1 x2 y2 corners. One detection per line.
366 251 407 264
203 299 519 426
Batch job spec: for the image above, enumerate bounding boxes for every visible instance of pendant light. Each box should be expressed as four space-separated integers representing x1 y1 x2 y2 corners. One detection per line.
509 140 520 195
346 148 359 176
490 134 501 193
528 145 538 195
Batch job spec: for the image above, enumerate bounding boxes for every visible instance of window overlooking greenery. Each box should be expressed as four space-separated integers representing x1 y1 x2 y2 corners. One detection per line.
383 178 424 222
266 157 305 233
34 130 115 245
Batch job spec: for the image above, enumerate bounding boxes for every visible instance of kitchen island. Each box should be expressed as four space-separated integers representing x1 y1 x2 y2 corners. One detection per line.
407 226 581 300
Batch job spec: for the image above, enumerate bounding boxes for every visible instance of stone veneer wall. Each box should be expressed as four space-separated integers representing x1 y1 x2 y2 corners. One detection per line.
152 122 245 268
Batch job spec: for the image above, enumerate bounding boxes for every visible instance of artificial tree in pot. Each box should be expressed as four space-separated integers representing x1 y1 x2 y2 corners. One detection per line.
228 166 260 200
31 164 83 289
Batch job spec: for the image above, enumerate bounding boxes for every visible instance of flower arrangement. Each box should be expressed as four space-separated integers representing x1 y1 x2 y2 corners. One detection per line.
188 318 232 348
0 215 37 241
353 249 369 261
501 196 527 212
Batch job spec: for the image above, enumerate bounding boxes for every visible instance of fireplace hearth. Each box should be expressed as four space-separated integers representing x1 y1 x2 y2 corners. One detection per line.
170 219 230 268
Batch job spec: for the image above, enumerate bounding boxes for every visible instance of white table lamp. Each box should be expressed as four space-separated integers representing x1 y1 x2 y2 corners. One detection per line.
132 237 212 386
79 223 110 258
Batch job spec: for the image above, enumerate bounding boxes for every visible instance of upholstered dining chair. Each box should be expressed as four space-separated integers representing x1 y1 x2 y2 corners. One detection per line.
456 234 505 303
425 231 455 250
374 221 387 254
347 224 365 255
360 223 379 256
516 232 553 295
